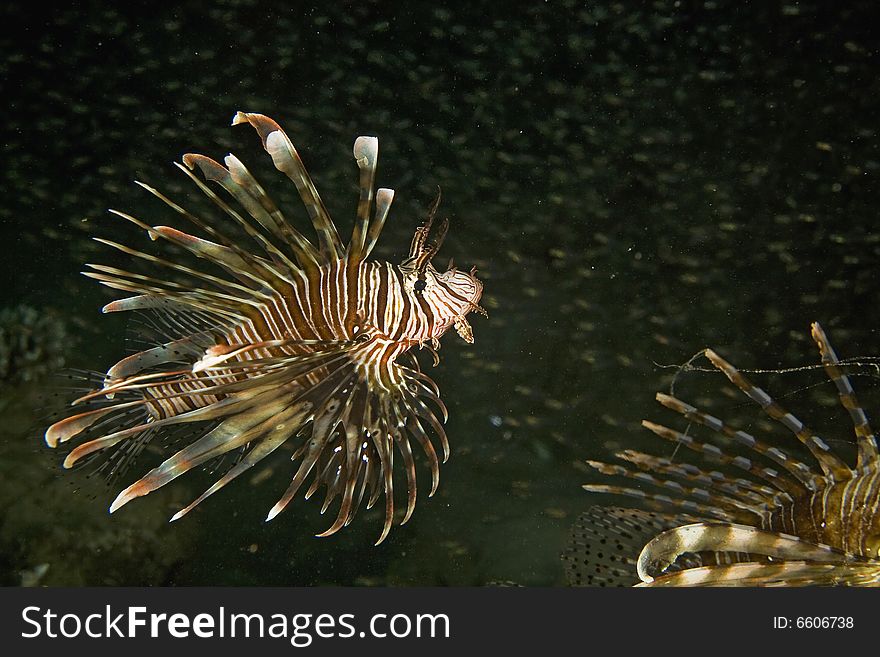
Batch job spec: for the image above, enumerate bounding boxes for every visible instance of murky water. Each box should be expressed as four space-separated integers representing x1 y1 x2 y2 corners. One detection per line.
2 1 879 585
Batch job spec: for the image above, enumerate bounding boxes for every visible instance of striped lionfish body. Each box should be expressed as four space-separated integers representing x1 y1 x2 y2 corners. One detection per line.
46 112 484 544
575 323 880 586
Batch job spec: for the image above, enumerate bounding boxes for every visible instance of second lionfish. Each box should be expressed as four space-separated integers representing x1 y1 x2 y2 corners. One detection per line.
566 323 880 586
46 112 485 543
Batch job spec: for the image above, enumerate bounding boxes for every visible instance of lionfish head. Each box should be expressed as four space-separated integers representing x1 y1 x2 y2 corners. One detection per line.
399 188 485 343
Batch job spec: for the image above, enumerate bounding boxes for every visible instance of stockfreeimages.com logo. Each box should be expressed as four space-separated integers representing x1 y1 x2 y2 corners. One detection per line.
21 606 450 646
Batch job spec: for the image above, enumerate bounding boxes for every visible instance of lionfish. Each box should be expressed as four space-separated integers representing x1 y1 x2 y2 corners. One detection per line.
565 323 880 586
45 112 485 544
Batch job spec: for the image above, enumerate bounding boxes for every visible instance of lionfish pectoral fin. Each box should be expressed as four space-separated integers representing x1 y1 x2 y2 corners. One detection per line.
638 561 880 587
259 351 449 544
637 523 850 583
562 506 693 587
110 390 303 513
170 403 312 521
45 401 144 448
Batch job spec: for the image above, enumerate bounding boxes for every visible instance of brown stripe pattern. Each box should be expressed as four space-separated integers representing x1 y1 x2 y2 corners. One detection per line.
45 112 485 544
581 323 880 586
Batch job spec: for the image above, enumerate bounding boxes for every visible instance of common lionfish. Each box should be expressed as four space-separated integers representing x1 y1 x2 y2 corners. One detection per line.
46 112 484 544
565 323 880 586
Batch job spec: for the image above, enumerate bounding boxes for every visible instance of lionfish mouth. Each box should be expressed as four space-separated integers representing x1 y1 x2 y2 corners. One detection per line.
44 111 484 545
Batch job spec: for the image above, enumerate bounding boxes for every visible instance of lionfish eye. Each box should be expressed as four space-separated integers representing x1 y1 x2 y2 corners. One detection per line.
413 279 427 293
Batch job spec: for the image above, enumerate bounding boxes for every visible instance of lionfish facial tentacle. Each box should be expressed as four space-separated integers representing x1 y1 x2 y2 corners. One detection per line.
811 322 880 470
407 191 437 260
704 348 853 481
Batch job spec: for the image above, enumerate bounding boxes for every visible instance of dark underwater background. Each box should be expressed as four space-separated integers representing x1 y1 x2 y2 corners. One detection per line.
1 1 879 586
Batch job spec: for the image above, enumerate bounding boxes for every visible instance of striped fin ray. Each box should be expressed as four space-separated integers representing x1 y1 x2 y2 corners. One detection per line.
584 457 760 522
89 238 273 308
581 483 733 521
638 560 880 587
133 177 300 290
639 419 803 497
82 267 253 323
169 161 301 289
232 111 343 261
363 188 395 259
636 522 853 583
110 392 312 513
348 136 379 263
181 153 308 276
615 449 780 512
811 322 879 469
654 392 822 492
251 349 449 545
125 349 362 516
105 334 213 383
705 348 852 481
48 339 359 465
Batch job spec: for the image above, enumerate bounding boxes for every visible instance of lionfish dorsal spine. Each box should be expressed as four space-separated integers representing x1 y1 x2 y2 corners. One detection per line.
650 392 820 493
703 347 853 481
232 111 343 261
811 322 880 470
141 169 306 286
349 135 379 263
181 152 307 277
363 188 395 258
